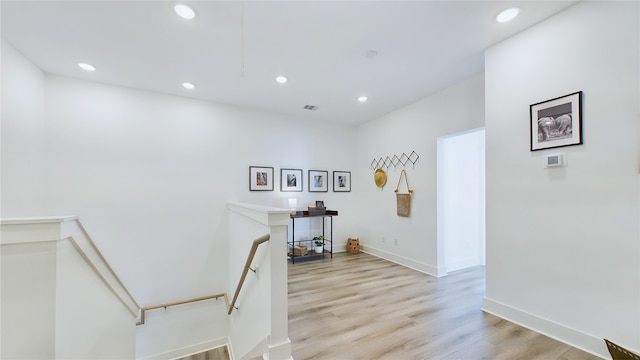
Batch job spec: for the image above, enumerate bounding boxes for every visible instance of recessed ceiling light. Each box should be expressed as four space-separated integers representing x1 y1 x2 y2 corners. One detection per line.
496 7 519 23
182 82 195 90
357 96 368 103
174 4 195 20
77 62 96 72
275 75 288 84
365 50 378 58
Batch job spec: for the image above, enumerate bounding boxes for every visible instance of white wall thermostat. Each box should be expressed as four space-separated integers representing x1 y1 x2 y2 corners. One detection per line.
545 153 565 168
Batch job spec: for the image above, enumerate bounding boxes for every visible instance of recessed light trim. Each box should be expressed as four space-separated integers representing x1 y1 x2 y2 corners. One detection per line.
182 82 195 90
275 75 288 84
77 62 96 72
496 7 519 23
174 4 196 20
357 96 368 103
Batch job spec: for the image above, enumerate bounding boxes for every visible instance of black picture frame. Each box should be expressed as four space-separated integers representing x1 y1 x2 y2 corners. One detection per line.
280 168 303 192
333 171 351 192
308 170 328 192
530 91 583 151
249 166 274 191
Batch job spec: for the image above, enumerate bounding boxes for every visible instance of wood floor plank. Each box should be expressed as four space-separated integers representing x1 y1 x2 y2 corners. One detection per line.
288 252 600 360
176 345 229 360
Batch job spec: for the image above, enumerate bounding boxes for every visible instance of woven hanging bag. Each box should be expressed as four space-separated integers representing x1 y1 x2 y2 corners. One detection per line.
395 170 413 217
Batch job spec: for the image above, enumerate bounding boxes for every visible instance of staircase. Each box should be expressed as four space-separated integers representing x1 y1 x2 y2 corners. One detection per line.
1 216 139 359
1 203 292 360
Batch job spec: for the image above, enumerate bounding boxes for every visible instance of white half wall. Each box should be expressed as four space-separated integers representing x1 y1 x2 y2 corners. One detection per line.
1 217 138 359
227 203 291 360
484 1 639 357
1 241 57 359
356 74 485 276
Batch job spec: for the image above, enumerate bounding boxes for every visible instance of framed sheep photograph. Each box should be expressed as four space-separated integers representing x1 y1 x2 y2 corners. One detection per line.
530 91 583 151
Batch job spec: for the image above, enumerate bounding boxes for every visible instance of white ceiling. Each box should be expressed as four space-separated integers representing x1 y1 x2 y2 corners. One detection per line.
1 1 579 125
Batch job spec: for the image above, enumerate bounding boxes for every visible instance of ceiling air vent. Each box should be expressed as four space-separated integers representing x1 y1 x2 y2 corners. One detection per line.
303 105 319 111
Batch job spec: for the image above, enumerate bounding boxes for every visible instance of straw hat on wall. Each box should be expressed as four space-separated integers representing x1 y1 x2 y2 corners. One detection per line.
374 168 387 187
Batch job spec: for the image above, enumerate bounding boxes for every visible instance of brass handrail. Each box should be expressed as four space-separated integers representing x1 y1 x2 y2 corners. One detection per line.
228 233 270 314
136 293 229 325
136 233 270 324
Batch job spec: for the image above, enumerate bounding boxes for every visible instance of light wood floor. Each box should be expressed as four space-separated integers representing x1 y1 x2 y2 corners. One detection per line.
184 252 601 360
288 252 601 360
176 345 229 360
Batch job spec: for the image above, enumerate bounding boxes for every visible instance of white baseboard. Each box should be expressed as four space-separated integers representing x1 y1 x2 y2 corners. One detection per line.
361 245 446 277
445 256 481 273
139 337 229 360
481 297 608 359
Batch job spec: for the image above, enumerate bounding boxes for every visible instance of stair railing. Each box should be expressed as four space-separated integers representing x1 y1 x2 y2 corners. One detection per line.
228 233 270 314
136 233 270 324
136 293 229 325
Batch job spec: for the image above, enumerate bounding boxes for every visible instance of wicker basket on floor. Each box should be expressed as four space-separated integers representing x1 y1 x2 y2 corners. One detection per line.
347 238 360 254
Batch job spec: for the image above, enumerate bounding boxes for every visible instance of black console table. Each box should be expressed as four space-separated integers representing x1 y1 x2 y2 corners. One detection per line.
288 210 338 263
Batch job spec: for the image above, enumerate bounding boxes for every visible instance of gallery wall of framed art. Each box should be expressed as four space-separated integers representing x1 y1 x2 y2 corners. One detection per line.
249 166 352 193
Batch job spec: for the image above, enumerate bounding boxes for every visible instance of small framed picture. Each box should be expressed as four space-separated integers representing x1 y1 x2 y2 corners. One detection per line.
308 170 328 192
530 91 583 151
333 171 351 192
249 166 274 191
280 168 303 192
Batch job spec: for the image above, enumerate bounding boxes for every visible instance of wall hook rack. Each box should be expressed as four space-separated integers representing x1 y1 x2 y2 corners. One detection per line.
370 151 419 169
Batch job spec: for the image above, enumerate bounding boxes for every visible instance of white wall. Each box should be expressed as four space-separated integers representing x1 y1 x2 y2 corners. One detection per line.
55 238 136 359
1 39 47 216
41 73 357 297
1 38 53 360
356 74 485 275
483 1 639 357
1 35 359 357
41 76 358 357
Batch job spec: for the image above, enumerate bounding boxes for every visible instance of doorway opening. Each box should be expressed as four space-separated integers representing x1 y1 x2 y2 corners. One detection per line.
437 128 486 274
